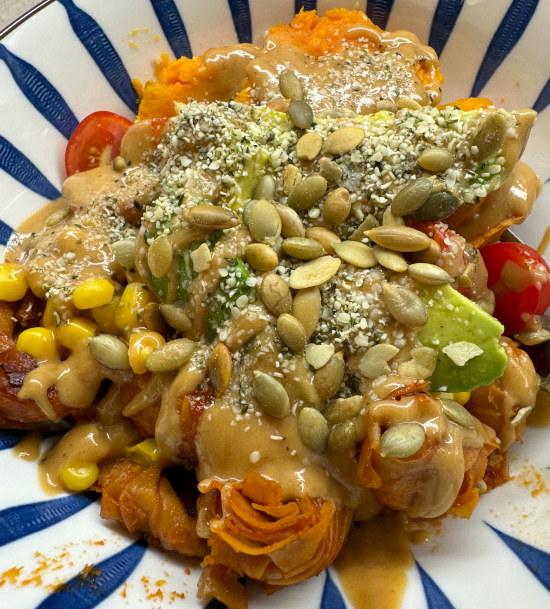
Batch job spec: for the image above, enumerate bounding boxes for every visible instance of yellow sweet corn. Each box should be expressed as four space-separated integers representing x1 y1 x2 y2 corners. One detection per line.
72 278 115 310
17 327 57 362
453 391 471 406
56 317 99 349
114 283 156 334
91 296 123 336
0 263 28 302
128 330 165 374
42 296 78 328
60 464 100 491
126 438 165 467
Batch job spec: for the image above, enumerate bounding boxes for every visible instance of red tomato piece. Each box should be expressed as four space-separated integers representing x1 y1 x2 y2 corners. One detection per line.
481 242 550 334
412 221 456 252
65 111 133 176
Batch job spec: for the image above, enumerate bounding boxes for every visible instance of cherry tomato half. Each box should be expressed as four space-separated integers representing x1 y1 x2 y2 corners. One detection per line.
65 111 133 176
481 242 550 334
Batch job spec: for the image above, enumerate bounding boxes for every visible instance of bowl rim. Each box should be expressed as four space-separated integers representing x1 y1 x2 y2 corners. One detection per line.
0 0 56 40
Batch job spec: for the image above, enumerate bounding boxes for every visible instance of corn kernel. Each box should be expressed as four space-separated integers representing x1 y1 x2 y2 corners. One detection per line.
114 283 156 334
128 331 165 374
60 464 100 491
72 278 114 310
0 263 28 302
453 392 471 406
43 296 78 328
17 327 57 362
126 438 165 467
92 296 123 336
56 317 99 349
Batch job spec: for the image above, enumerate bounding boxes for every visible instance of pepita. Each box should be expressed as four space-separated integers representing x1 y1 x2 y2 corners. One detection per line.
409 239 441 264
365 226 431 252
350 214 379 241
324 396 364 425
353 415 366 442
297 132 323 160
297 407 329 453
472 113 508 162
45 208 70 227
511 406 534 426
253 371 290 418
260 273 293 316
305 227 341 255
292 287 321 337
245 243 279 272
408 263 453 285
373 245 408 272
439 398 475 429
319 157 343 184
112 156 126 172
328 421 356 453
243 200 256 228
274 203 306 238
282 237 325 260
288 99 314 129
476 480 488 494
278 69 303 100
89 334 131 370
413 192 459 222
333 241 377 269
209 342 232 397
358 344 399 379
376 99 397 113
314 352 345 400
513 329 550 346
249 199 282 245
382 283 428 327
146 338 196 372
380 422 425 458
283 164 302 195
287 175 328 212
322 187 351 227
382 207 405 227
148 235 173 278
418 148 455 172
113 238 136 270
396 97 422 111
390 177 433 217
289 256 341 289
159 303 192 332
322 126 365 155
183 205 240 230
277 314 307 352
253 175 275 201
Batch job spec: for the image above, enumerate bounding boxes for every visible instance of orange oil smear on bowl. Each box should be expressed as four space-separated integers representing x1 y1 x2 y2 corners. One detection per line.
12 430 43 461
516 461 550 497
528 390 550 427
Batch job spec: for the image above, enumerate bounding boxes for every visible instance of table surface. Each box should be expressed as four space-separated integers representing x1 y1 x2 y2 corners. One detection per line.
0 0 42 33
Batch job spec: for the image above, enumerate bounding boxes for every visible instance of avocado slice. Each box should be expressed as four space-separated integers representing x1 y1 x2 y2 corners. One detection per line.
236 150 270 205
417 284 507 392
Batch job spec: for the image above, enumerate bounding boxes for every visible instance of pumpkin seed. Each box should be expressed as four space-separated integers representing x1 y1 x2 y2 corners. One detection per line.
292 287 321 337
324 396 364 425
376 99 397 113
373 245 408 272
148 235 173 278
305 227 340 255
413 192 459 222
278 69 303 100
314 352 345 400
289 255 341 289
350 214 379 241
242 200 256 227
282 237 325 260
277 314 307 352
440 398 475 429
333 241 377 269
249 199 282 245
316 107 358 119
396 97 422 111
288 99 314 129
297 407 329 453
382 283 428 327
297 132 323 160
45 208 70 227
253 175 275 201
112 156 126 172
113 238 136 270
305 343 335 369
322 187 351 227
159 303 192 332
328 420 356 453
253 371 290 418
513 329 550 346
353 415 366 442
380 422 425 458
183 205 240 229
476 294 495 316
209 342 232 397
260 273 293 316
89 334 131 370
408 263 453 285
511 405 534 426
476 480 488 494
472 113 508 162
409 239 441 264
245 243 279 272
365 226 431 252
319 157 343 184
358 344 399 379
382 207 405 227
397 346 437 379
418 148 455 171
274 203 306 238
283 164 302 195
322 126 365 155
287 175 327 212
146 338 196 372
391 177 433 217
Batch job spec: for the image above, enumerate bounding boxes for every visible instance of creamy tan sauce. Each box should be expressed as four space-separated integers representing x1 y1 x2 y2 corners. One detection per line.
13 430 43 461
528 390 550 427
202 44 259 101
16 198 67 235
334 515 413 609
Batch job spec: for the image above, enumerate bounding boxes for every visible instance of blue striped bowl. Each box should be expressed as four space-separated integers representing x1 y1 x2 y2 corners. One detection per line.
1 2 550 608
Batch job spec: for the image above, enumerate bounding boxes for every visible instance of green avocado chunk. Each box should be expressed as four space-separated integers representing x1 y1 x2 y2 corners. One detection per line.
417 284 507 393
